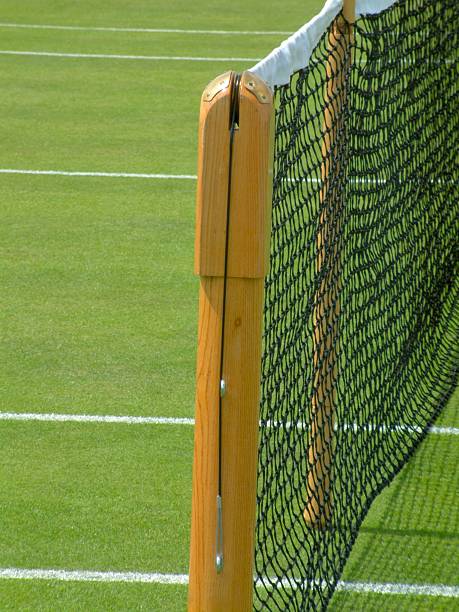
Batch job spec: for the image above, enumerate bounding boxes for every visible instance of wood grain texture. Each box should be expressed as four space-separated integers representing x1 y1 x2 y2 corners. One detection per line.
188 277 265 611
188 276 224 609
194 72 273 279
226 72 274 279
194 73 232 277
188 71 274 611
343 0 356 23
305 0 355 527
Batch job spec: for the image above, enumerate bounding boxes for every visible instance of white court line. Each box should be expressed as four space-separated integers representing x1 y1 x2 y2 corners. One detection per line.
0 568 188 585
429 426 459 435
342 422 459 436
260 576 459 598
0 412 194 426
1 169 455 187
0 169 196 180
335 580 459 598
0 412 457 434
0 22 291 36
0 49 259 62
263 419 459 436
0 568 458 598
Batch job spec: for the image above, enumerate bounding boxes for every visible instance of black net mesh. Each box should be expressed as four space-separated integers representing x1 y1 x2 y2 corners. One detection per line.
254 0 458 609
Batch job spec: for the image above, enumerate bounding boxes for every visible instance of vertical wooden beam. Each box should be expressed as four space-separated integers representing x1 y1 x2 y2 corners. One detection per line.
305 0 355 527
188 70 274 611
343 0 356 23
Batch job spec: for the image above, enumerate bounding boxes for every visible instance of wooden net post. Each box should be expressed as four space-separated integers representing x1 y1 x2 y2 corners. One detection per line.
188 71 274 611
304 0 355 527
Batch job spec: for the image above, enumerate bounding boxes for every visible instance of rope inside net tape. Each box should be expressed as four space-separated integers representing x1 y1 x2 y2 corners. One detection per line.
253 0 459 610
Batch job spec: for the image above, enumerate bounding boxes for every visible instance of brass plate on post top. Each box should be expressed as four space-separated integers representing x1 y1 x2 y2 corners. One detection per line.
242 71 272 104
202 71 233 103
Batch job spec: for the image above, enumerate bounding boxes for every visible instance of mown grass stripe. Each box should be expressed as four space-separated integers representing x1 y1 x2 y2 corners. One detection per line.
1 568 457 597
0 412 457 434
0 49 259 62
0 22 291 36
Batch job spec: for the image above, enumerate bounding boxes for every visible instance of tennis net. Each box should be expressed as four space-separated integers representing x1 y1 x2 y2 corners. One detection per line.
251 0 458 609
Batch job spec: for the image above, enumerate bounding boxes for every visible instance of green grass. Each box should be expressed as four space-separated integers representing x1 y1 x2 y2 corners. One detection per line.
328 593 457 611
342 422 459 585
0 406 456 610
434 385 458 427
0 422 192 572
0 582 188 612
1 176 197 416
0 57 204 174
0 0 457 609
0 0 311 31
0 26 282 58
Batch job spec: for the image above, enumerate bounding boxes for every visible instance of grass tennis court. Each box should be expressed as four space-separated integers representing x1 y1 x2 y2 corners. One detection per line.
0 0 457 609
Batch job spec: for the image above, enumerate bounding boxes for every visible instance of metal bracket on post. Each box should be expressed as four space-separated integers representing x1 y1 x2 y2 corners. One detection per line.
215 494 224 573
